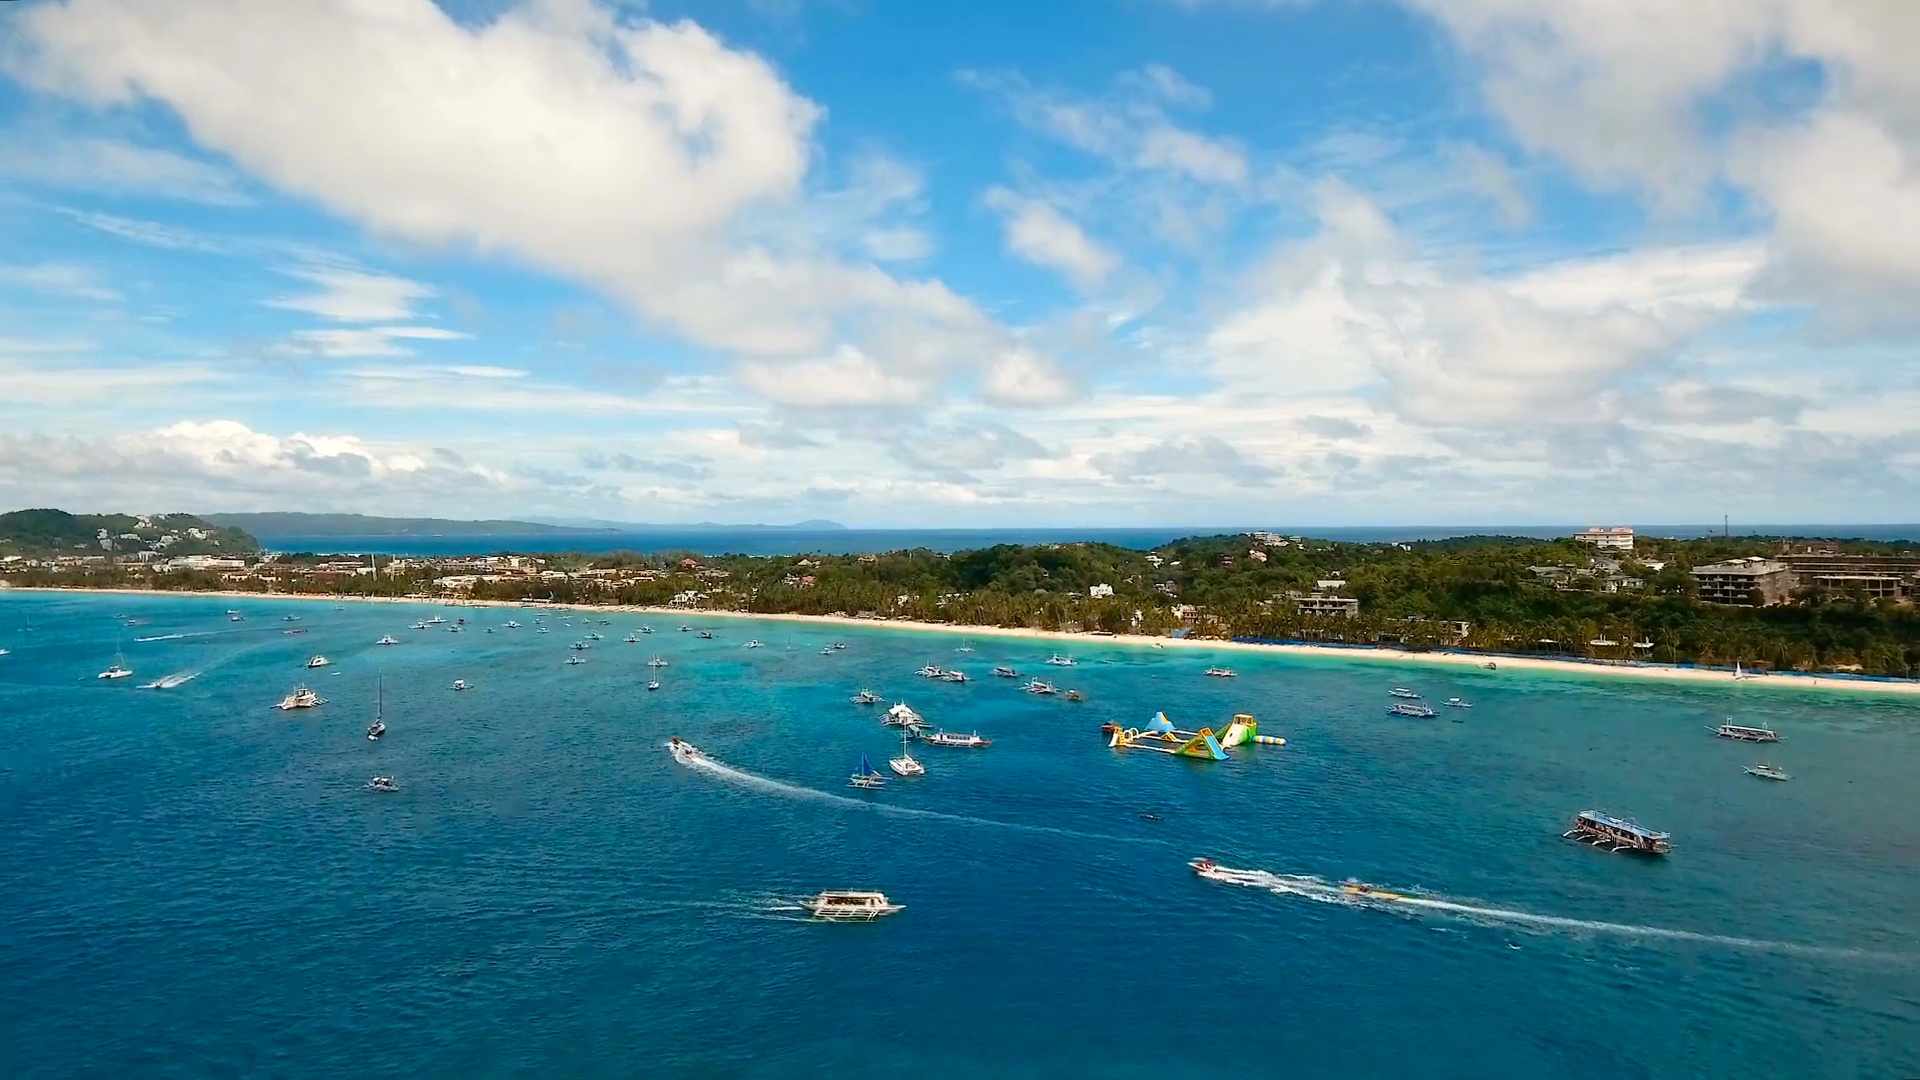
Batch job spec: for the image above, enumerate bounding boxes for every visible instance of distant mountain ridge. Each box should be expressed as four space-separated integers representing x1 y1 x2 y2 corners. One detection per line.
206 513 616 537
528 517 849 531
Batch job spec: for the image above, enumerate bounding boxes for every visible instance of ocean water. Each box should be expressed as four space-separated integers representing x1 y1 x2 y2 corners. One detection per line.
254 522 1920 557
2 591 1917 1079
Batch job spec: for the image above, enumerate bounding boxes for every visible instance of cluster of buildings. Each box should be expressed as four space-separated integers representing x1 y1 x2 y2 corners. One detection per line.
1690 553 1920 606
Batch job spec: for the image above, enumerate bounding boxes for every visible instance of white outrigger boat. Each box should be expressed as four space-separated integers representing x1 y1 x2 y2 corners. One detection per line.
849 754 887 789
667 737 702 765
889 732 925 777
451 679 470 691
1441 697 1472 709
1204 667 1236 678
1745 762 1791 781
376 634 398 646
1023 679 1059 695
1714 720 1780 742
916 665 946 678
647 656 668 668
306 655 330 669
367 776 398 793
1388 687 1420 699
881 703 925 729
277 686 325 710
940 669 969 683
424 616 446 626
744 639 764 649
504 621 520 629
803 890 902 921
850 689 881 705
625 632 640 644
993 665 1019 678
565 655 586 666
1045 654 1075 667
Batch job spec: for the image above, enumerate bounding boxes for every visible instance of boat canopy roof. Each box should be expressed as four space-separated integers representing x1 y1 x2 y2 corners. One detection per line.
1577 810 1669 840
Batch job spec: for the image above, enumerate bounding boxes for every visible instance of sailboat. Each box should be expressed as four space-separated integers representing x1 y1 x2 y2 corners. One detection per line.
367 676 387 740
97 637 132 680
1733 662 1760 681
889 732 925 777
849 754 887 789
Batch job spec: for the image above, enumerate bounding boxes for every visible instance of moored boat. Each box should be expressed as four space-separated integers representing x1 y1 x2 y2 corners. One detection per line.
889 732 925 777
744 639 763 649
882 703 925 729
565 655 586 666
919 729 991 748
940 669 968 683
850 689 881 705
451 679 470 691
916 665 946 678
803 890 902 921
1045 654 1075 667
699 631 715 640
1388 687 1420 699
1204 667 1236 678
648 656 668 668
1386 702 1437 718
376 634 398 646
647 679 661 691
1065 689 1085 702
277 686 325 710
1441 697 1472 709
1745 762 1791 781
993 665 1019 678
367 675 386 740
1023 679 1058 695
367 776 398 793
1714 721 1780 742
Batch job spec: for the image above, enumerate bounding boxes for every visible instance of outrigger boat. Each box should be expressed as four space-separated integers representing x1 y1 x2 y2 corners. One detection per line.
425 616 446 626
889 732 925 777
1441 697 1472 709
803 890 901 921
376 634 398 646
1387 702 1436 718
849 754 887 789
451 679 470 691
1045 654 1075 667
639 625 653 634
919 730 991 748
504 621 521 629
625 632 640 643
306 655 330 669
648 657 668 668
1714 721 1780 742
412 621 429 630
1023 680 1059 695
993 666 1019 678
744 640 764 649
679 625 693 633
1388 687 1420 699
1204 667 1236 678
1564 809 1671 855
830 643 847 651
571 641 590 651
277 686 325 710
916 665 946 678
367 776 398 793
850 689 881 705
699 631 715 640
565 656 586 666
1745 762 1791 781
882 703 926 729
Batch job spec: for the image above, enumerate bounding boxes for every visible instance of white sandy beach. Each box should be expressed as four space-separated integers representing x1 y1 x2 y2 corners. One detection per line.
12 584 1920 698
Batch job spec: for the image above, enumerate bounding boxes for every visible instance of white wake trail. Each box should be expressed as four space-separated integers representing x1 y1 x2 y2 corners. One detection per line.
1198 865 1913 963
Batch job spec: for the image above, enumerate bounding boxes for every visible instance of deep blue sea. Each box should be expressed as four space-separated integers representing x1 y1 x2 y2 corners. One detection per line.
3 591 1917 1078
254 523 1920 557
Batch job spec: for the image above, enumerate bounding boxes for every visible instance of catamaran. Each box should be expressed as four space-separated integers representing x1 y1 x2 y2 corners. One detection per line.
277 686 325 710
803 891 902 921
97 638 133 680
889 732 925 777
367 676 387 740
849 754 887 789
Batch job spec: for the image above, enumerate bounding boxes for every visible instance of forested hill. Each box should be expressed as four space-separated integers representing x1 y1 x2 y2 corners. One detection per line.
0 509 257 556
203 512 616 537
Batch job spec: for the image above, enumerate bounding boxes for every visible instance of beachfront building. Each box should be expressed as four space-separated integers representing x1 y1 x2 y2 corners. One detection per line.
1294 594 1360 618
1691 557 1796 606
1573 526 1636 551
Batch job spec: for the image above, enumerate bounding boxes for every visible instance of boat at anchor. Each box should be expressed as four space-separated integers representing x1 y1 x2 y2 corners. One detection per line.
1204 667 1236 678
277 686 325 710
993 666 1019 678
1388 687 1420 699
1023 680 1059 695
1564 809 1671 855
1045 654 1075 667
850 689 881 705
888 732 925 777
1714 721 1780 742
376 635 398 646
1745 762 1791 781
367 776 398 793
919 730 991 748
882 703 926 729
1387 702 1437 718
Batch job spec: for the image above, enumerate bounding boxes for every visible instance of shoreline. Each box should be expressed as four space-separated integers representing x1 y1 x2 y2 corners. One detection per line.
9 584 1920 699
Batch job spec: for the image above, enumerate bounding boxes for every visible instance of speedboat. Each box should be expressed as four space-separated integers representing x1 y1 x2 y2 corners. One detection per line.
1388 687 1420 699
882 703 925 729
1387 702 1437 718
647 679 661 691
1442 697 1472 709
850 689 881 705
1341 881 1409 901
277 686 325 710
668 737 702 764
1745 762 1791 781
376 635 398 646
1204 667 1236 678
1045 654 1075 667
849 754 887 789
565 656 586 666
451 679 470 691
803 891 902 921
367 776 398 793
888 732 925 777
306 655 330 669
919 730 991 748
993 666 1019 678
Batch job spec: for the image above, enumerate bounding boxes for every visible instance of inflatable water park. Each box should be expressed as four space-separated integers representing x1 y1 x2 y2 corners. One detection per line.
1103 712 1283 760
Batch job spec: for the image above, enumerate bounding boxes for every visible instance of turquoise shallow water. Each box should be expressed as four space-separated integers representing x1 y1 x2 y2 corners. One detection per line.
2 592 1917 1078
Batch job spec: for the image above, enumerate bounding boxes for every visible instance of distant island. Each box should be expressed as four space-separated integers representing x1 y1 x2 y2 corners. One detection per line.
5 519 1917 678
206 512 850 538
0 508 257 558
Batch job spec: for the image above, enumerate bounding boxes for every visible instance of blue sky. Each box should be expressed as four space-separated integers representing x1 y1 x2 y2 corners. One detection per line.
1 0 1915 526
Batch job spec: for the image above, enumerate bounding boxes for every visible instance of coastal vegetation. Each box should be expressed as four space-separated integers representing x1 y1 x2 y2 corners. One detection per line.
6 519 1917 677
0 509 256 558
